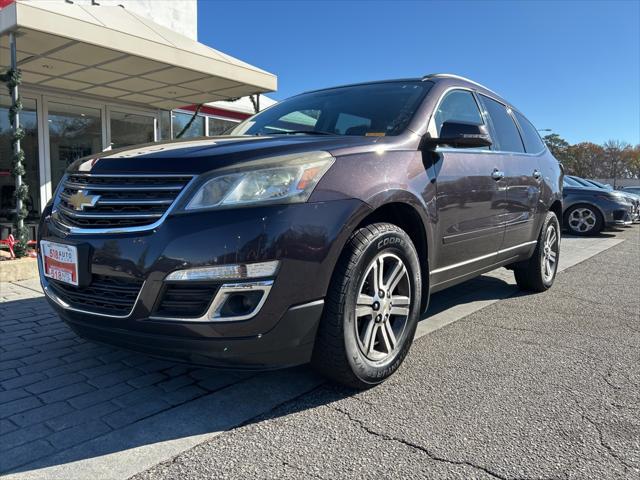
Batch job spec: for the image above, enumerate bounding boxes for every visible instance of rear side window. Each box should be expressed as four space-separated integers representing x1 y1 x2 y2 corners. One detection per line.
434 90 483 135
514 111 545 153
480 95 525 153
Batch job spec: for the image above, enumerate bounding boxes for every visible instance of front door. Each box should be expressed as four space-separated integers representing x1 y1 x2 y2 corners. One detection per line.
429 89 507 282
479 95 542 251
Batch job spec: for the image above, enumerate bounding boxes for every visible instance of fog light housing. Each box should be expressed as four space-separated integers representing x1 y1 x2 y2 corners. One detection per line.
208 281 273 322
219 291 264 318
165 261 279 282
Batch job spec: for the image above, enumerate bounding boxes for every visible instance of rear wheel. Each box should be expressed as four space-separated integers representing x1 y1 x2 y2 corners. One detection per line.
564 204 603 236
514 211 560 292
311 223 421 389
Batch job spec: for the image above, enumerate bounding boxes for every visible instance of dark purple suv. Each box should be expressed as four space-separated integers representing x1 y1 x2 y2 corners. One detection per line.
38 74 563 388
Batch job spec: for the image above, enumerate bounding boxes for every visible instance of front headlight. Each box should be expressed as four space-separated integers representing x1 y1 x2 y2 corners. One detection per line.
184 151 334 211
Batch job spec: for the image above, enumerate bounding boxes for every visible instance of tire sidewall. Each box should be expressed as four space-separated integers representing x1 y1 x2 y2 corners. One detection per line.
342 228 421 386
540 212 561 288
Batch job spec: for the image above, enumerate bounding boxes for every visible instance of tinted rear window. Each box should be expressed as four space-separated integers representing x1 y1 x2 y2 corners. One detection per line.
480 95 525 153
514 111 546 153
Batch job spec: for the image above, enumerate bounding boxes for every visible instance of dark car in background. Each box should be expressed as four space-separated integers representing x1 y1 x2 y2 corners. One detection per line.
38 74 563 388
567 175 640 223
562 176 634 235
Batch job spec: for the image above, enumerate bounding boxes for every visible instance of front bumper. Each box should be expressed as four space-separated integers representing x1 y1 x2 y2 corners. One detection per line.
39 199 365 368
601 200 634 227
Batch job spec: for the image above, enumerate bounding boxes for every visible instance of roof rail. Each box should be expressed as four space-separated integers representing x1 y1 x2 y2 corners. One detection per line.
422 73 499 96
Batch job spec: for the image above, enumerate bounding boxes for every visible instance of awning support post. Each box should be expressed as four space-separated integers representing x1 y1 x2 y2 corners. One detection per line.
4 31 28 257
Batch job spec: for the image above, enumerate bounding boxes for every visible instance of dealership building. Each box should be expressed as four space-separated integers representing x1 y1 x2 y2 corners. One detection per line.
0 0 277 240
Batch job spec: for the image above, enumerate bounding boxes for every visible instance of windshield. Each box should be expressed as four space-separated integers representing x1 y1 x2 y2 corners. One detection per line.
563 176 584 187
568 176 593 187
585 179 611 190
623 187 640 194
229 81 432 137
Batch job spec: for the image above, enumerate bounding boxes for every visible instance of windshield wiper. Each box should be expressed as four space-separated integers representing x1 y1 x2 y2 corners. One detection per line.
266 130 335 136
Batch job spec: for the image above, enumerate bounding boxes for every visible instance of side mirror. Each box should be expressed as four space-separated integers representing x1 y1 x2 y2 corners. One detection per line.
422 122 492 149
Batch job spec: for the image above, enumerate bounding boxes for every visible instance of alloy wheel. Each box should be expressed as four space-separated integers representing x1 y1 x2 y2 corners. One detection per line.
568 207 597 233
354 253 411 362
541 223 559 282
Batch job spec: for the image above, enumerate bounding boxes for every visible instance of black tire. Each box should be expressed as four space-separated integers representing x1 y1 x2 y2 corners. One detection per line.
563 204 604 236
514 211 561 292
311 223 422 389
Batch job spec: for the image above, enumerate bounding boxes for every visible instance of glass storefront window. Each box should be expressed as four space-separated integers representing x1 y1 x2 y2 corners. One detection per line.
208 117 239 136
110 111 155 149
159 110 172 140
0 95 40 225
172 111 205 139
48 102 102 189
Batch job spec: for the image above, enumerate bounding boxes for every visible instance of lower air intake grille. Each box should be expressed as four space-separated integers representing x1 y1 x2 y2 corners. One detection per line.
154 283 219 319
48 275 143 316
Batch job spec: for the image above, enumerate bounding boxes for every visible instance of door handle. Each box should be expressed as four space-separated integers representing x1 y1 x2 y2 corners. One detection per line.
533 169 542 179
491 169 504 181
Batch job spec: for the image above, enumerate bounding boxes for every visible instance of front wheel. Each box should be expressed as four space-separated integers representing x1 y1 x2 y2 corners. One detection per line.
311 223 422 389
514 211 560 292
564 204 603 236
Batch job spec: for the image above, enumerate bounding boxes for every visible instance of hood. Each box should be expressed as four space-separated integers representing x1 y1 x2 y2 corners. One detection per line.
563 185 609 195
563 186 631 201
69 135 391 175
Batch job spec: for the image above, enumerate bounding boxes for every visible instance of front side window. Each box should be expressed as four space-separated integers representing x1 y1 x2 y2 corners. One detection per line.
229 81 432 137
434 90 483 135
480 95 525 153
513 111 545 154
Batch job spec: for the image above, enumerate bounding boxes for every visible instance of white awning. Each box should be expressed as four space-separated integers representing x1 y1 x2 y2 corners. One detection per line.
0 0 276 109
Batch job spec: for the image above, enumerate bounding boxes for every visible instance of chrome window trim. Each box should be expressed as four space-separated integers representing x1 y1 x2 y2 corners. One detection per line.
149 280 273 323
430 240 537 275
52 174 198 235
435 147 546 158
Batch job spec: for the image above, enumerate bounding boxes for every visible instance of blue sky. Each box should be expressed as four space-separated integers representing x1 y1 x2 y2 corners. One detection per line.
198 0 640 145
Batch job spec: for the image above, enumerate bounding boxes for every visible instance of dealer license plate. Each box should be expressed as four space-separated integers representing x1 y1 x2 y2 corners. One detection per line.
41 240 79 286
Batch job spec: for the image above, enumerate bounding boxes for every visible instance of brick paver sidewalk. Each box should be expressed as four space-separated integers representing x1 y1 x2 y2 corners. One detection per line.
0 282 249 473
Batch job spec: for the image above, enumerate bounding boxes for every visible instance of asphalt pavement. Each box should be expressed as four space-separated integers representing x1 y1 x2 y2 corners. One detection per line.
133 226 640 480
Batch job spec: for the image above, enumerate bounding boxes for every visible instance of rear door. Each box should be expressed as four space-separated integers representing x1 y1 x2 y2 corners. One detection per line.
479 95 542 252
430 89 508 280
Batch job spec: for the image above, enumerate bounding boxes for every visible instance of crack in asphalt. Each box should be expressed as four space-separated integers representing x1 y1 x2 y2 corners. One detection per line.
328 403 552 480
562 389 638 474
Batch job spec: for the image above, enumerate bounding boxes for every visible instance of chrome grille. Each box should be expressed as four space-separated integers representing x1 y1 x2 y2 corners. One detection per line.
55 174 192 230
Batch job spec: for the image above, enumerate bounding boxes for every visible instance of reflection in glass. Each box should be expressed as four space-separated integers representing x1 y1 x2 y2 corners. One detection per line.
48 102 102 189
159 110 172 140
110 111 155 149
208 117 239 136
172 111 205 139
0 95 40 225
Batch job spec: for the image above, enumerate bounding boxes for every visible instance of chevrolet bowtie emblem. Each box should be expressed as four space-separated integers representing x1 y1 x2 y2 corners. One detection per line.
66 190 100 211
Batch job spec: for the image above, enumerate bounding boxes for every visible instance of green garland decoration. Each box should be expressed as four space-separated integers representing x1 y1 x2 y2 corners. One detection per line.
1 67 29 257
